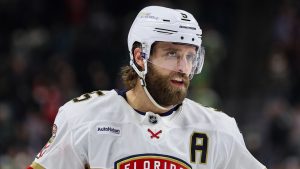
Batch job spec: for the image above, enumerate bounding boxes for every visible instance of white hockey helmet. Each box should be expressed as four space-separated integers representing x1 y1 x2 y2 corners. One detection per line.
128 6 204 79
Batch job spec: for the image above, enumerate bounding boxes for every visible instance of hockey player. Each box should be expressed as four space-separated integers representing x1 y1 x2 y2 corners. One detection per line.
27 6 267 169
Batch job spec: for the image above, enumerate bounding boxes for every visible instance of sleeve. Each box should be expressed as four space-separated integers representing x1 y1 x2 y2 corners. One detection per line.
229 117 246 147
28 107 87 169
224 136 267 169
223 118 267 169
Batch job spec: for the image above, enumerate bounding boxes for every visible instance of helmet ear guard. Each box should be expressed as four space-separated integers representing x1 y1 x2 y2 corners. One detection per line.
129 46 148 80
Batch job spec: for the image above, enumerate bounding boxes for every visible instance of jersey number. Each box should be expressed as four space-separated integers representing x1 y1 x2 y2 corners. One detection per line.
190 132 208 164
73 90 104 102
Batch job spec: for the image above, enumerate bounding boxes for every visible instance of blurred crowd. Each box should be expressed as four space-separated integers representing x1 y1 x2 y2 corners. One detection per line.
0 0 299 169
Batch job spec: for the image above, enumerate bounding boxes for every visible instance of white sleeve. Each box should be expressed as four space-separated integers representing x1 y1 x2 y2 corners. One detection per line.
229 117 246 146
215 117 266 169
224 118 266 169
224 136 267 169
31 107 87 169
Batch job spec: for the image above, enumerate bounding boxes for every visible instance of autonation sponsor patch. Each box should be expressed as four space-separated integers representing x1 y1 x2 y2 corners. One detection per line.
115 154 191 169
96 125 121 136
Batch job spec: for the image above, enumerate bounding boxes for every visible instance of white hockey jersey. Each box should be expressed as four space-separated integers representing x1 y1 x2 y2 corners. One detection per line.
30 90 266 169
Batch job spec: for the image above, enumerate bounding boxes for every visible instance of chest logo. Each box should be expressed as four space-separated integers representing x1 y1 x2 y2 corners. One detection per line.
147 128 162 139
115 154 192 169
96 125 121 136
149 115 158 124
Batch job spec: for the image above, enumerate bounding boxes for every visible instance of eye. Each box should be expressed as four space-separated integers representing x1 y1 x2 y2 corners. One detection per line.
167 51 177 57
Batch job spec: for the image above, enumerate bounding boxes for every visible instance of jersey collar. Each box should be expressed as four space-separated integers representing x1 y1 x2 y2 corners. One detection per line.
115 89 181 117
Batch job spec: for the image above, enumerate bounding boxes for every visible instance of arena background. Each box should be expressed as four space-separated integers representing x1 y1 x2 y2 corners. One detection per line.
0 0 299 168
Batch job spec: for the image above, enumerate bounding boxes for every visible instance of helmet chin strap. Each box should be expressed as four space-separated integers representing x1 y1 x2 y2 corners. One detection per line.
130 58 171 111
140 78 170 111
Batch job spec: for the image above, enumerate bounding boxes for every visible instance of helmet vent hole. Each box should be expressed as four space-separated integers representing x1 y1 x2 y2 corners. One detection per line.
163 19 170 22
192 38 195 41
181 36 184 40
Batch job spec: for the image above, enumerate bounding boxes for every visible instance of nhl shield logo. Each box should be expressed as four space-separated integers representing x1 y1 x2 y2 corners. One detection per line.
115 154 191 169
149 115 158 124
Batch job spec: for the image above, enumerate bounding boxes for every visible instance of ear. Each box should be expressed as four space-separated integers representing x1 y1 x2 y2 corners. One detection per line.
133 47 145 70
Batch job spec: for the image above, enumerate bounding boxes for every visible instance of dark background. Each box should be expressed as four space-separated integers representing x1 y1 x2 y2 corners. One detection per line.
0 0 299 168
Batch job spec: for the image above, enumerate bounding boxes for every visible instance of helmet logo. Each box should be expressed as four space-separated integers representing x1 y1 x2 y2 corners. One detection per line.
180 13 191 21
179 25 196 30
181 13 188 18
139 12 158 20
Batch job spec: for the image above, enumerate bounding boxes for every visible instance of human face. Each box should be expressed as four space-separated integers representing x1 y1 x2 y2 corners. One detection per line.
148 42 197 76
145 42 196 106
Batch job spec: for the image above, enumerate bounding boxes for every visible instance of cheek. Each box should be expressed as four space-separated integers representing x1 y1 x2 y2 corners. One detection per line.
150 55 178 71
150 62 172 77
148 63 170 80
160 68 173 77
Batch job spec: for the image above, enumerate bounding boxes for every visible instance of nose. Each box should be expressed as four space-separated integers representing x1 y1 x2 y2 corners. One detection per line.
176 56 190 74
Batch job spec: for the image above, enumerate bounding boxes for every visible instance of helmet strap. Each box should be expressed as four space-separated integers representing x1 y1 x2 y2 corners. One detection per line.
130 55 171 111
141 80 170 111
